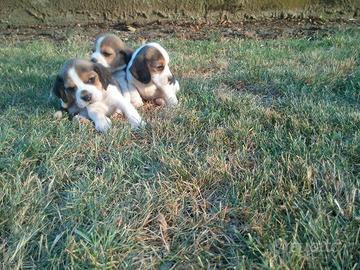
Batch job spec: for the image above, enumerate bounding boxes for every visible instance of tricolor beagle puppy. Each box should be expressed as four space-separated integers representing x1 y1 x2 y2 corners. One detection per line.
90 34 180 108
52 59 143 133
52 59 88 119
91 33 133 98
126 42 180 108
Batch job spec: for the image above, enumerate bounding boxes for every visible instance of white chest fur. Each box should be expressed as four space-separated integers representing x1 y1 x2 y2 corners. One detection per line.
103 84 123 116
133 80 159 100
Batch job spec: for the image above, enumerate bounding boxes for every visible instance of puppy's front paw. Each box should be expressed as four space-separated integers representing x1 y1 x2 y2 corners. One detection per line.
73 114 91 124
132 99 144 108
53 110 63 120
130 115 145 129
174 80 180 93
166 96 179 107
95 117 111 133
138 120 147 129
154 98 166 106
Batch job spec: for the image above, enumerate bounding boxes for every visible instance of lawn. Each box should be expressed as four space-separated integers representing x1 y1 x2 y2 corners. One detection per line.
0 28 359 269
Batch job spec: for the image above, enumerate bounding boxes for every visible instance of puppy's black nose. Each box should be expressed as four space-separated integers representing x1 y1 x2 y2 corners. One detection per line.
168 75 176 85
91 58 98 63
81 92 92 102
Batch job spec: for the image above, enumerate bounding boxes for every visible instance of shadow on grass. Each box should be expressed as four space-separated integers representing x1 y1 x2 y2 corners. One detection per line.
0 48 67 114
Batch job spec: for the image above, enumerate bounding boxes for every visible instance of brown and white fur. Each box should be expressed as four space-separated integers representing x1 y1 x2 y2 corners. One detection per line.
52 59 88 120
53 59 143 133
90 34 179 108
91 34 133 98
126 42 180 108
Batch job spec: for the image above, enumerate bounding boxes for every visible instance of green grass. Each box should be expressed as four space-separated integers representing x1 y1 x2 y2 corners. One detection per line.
0 28 359 269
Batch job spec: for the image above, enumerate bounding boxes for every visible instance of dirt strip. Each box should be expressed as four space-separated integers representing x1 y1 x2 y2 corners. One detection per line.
1 18 359 43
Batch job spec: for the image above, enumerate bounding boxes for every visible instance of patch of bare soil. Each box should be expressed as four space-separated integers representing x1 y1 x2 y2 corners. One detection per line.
0 18 359 43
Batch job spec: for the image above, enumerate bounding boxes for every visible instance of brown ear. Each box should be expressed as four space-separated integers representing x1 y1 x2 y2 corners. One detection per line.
52 75 67 103
120 48 134 65
130 54 151 84
93 63 113 90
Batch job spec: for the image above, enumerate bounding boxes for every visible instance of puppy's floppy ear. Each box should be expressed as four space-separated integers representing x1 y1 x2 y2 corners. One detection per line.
52 75 67 103
130 54 151 84
93 63 113 90
120 48 134 64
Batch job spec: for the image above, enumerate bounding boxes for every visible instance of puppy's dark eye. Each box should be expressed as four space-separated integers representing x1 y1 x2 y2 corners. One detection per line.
87 76 96 84
156 65 165 71
102 51 112 57
66 87 76 92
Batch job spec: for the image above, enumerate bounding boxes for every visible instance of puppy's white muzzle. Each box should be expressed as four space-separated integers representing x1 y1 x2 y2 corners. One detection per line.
76 86 103 109
91 52 109 67
68 67 104 109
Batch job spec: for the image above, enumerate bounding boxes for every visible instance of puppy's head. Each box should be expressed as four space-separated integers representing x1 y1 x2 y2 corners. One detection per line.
130 43 175 85
53 59 78 110
91 34 133 71
55 59 113 109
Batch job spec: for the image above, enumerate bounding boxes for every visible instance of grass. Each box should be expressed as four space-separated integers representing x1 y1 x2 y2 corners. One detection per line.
0 28 359 269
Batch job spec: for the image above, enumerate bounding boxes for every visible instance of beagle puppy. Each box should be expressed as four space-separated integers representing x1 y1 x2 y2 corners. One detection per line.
91 33 133 98
90 34 180 108
126 42 180 108
52 59 88 120
52 59 143 133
